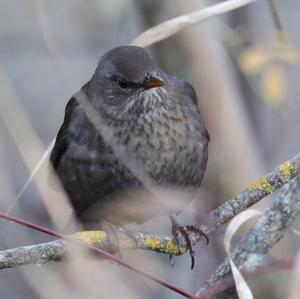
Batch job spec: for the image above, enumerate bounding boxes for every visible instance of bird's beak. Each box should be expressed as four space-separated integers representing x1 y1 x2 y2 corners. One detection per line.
143 75 165 90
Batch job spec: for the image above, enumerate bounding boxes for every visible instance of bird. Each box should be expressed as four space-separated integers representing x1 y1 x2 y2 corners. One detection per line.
50 45 209 268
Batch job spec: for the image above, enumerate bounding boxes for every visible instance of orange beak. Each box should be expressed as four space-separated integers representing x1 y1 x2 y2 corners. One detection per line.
143 75 165 90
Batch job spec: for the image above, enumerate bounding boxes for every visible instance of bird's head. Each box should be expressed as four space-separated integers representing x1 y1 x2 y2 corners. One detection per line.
87 46 166 120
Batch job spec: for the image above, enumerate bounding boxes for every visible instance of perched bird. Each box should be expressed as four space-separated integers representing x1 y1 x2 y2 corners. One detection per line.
50 46 209 268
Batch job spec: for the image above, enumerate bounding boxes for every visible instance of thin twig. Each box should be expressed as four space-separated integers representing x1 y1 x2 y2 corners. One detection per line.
267 0 289 47
267 0 283 32
131 0 259 47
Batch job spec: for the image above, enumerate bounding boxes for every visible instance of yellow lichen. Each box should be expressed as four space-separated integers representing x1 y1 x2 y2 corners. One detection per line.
144 237 163 250
75 231 107 245
278 161 292 182
74 232 188 255
166 240 186 255
248 176 273 193
144 238 186 254
166 240 179 254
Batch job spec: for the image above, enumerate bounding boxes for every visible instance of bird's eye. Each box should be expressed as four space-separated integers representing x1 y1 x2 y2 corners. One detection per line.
118 80 129 89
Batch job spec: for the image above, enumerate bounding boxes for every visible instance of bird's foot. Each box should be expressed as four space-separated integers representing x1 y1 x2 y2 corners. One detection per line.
169 215 209 270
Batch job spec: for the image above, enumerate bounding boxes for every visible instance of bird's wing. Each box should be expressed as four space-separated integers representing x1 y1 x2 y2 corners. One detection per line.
182 81 210 142
50 97 79 170
182 81 199 106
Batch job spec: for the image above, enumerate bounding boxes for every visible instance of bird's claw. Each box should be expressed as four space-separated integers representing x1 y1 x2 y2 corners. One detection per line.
169 215 209 270
185 225 209 245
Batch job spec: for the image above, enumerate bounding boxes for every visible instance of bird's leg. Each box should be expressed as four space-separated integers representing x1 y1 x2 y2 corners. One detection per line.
169 214 209 270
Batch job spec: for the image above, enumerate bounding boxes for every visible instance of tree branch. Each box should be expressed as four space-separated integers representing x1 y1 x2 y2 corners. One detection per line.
203 153 300 234
0 153 299 270
197 172 300 298
197 257 293 299
0 240 64 269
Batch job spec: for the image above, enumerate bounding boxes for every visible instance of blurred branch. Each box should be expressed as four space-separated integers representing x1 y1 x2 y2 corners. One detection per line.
267 0 284 32
267 0 289 46
0 153 299 271
197 173 300 298
131 0 259 47
197 257 293 299
0 66 72 227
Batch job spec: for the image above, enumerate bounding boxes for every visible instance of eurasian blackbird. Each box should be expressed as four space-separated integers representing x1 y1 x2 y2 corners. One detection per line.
50 46 209 267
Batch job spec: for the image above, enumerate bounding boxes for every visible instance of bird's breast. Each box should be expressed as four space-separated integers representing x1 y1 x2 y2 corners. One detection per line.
113 102 208 188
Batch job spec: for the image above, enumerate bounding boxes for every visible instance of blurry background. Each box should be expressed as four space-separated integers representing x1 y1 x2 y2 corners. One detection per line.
0 0 299 298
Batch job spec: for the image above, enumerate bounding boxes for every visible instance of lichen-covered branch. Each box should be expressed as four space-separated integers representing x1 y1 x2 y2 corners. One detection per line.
0 240 64 269
184 153 300 246
197 173 300 298
0 154 299 270
0 231 188 269
203 153 300 234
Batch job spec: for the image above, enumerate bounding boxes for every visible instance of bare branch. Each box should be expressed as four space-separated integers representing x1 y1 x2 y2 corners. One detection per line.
182 153 300 247
0 231 187 270
267 0 289 47
197 173 300 298
131 0 259 47
203 153 300 234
